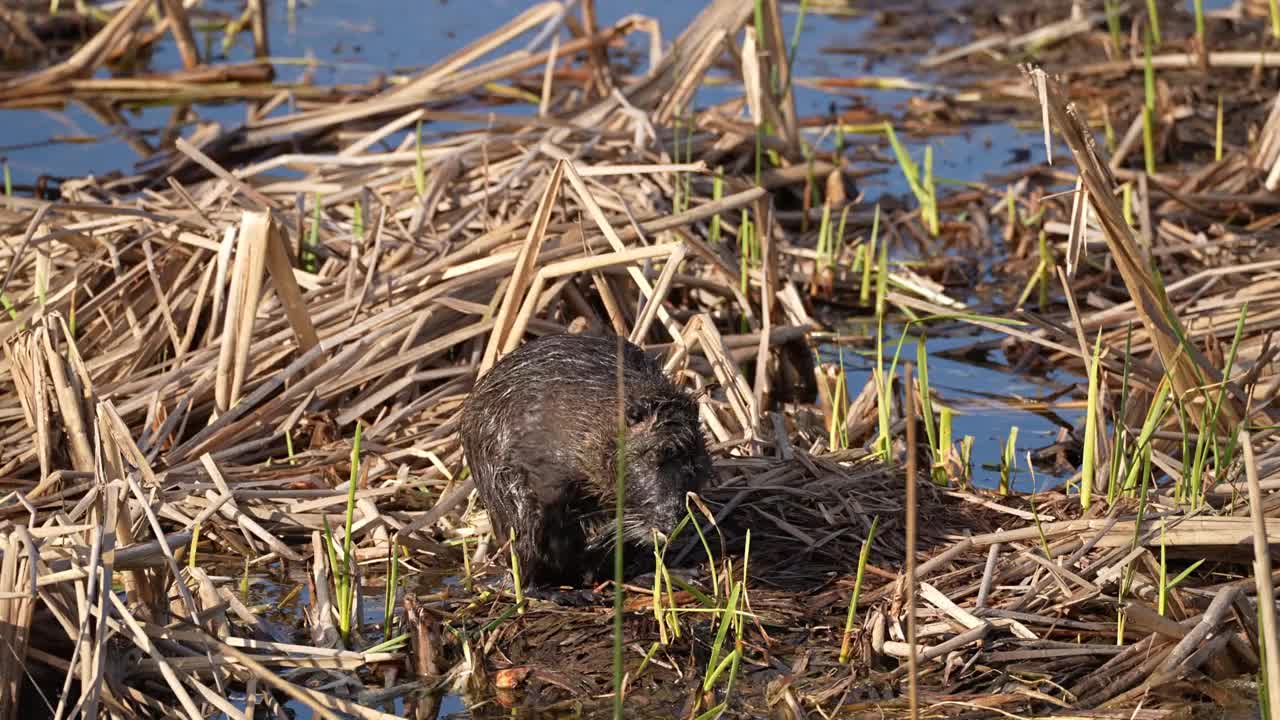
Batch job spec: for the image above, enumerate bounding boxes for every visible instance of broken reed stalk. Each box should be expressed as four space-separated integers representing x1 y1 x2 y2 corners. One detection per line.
1024 66 1244 435
1243 429 1280 719
903 361 920 720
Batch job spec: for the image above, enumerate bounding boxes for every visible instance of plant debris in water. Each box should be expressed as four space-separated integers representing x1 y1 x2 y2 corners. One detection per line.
2 0 1280 719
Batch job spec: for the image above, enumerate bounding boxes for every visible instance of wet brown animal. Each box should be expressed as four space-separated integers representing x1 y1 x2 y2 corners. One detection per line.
459 334 711 589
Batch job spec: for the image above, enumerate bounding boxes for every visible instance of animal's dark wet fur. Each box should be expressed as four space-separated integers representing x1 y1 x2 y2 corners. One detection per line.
460 334 712 589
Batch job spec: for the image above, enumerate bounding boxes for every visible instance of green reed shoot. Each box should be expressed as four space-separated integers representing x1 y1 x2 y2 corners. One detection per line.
828 355 849 451
739 211 758 334
414 119 426 196
915 337 945 485
1142 29 1157 175
701 575 743 695
689 532 749 719
1081 331 1103 509
686 496 721 605
859 204 880 306
1037 232 1050 310
753 0 766 67
284 429 297 464
999 426 1018 494
674 116 693 214
332 422 364 642
365 633 411 655
1025 470 1052 560
924 145 935 227
1119 380 1171 498
68 283 78 336
710 167 724 245
460 535 473 592
1145 0 1161 45
1014 231 1053 310
2 294 20 325
504 527 524 609
2 160 10 197
188 523 201 570
1116 464 1155 642
1105 0 1122 50
384 543 402 642
1106 324 1136 500
304 193 321 273
652 535 671 645
1193 0 1205 41
874 226 889 317
650 513 695 644
838 515 879 663
1122 182 1134 227
634 641 662 680
1271 0 1280 40
1215 95 1224 162
785 0 811 85
939 406 953 476
835 204 851 264
241 559 250 600
353 199 364 243
873 315 893 460
884 123 939 235
739 208 761 298
1183 303 1248 503
816 196 833 271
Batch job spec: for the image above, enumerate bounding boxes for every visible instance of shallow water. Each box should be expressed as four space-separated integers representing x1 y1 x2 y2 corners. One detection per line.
2 1 1073 717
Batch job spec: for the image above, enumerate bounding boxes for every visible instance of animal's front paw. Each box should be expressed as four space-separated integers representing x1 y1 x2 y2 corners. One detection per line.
524 586 603 607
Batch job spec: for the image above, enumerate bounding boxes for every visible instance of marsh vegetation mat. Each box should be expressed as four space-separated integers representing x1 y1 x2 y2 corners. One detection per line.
2 0 1280 718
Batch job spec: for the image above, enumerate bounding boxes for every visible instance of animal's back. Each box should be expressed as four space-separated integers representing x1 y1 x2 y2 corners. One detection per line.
458 334 678 586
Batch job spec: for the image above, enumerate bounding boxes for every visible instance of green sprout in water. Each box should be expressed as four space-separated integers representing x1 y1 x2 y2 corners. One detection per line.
304 193 321 273
884 123 939 236
1145 0 1161 45
838 515 879 663
322 421 364 645
999 426 1018 495
1081 331 1103 510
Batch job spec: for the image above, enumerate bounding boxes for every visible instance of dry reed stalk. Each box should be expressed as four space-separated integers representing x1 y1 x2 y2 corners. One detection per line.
903 362 920 720
1243 429 1280 718
1025 66 1244 433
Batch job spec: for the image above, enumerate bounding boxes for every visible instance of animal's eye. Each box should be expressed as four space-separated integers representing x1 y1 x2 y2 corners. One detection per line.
625 404 648 425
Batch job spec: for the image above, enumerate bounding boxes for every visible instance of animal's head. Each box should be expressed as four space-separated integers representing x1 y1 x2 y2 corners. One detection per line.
618 389 711 544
